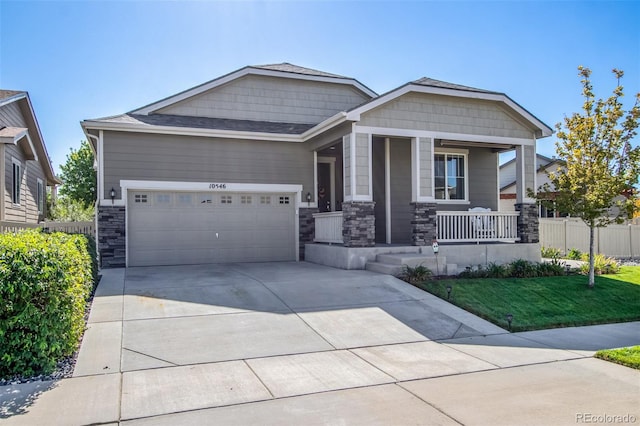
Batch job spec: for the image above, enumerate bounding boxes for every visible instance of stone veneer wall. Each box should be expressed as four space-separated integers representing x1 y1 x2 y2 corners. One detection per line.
411 202 437 245
515 203 539 243
342 201 375 247
98 205 126 268
299 207 319 259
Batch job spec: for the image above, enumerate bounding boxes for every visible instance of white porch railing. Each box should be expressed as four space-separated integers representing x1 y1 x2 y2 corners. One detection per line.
313 211 344 244
436 211 520 243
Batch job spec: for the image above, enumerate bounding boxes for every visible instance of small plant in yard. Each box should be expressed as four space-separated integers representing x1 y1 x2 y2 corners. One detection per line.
579 254 620 275
536 260 567 277
541 246 561 259
401 264 432 285
458 265 488 279
486 262 510 278
567 248 583 260
508 259 538 278
595 346 640 370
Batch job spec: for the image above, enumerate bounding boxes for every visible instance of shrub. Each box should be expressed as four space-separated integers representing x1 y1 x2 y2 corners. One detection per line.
536 261 567 277
541 246 561 259
0 230 96 379
401 264 432 284
579 254 620 275
566 248 583 260
458 265 488 279
508 259 538 278
486 262 511 278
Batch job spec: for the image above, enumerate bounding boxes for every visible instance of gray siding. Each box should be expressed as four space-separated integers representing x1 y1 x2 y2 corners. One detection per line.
372 138 386 243
102 131 314 200
390 138 412 243
157 75 370 125
3 144 45 223
359 92 534 139
0 102 27 128
355 133 369 196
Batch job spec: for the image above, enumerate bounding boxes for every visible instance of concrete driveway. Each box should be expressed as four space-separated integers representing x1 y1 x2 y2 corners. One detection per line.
2 262 639 425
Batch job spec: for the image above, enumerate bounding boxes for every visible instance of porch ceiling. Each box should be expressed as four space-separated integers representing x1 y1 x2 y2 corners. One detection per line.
438 139 515 152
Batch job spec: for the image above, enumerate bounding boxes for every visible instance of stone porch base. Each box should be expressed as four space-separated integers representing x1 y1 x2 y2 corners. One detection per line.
305 242 541 274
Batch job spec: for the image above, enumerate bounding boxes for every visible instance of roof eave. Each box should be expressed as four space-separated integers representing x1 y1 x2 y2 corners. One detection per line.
81 119 305 143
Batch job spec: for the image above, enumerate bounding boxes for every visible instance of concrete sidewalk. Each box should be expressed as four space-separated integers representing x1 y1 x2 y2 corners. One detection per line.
1 263 638 425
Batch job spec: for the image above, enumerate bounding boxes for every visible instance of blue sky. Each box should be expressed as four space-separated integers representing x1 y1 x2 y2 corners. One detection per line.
1 0 638 174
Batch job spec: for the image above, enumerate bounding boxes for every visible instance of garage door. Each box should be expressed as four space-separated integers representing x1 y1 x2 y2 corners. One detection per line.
128 191 296 266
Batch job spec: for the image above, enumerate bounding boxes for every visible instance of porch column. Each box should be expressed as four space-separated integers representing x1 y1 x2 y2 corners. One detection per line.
515 143 538 243
410 137 437 245
342 132 375 247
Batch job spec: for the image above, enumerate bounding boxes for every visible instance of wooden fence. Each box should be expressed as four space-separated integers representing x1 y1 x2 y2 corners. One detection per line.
0 220 95 236
539 218 640 258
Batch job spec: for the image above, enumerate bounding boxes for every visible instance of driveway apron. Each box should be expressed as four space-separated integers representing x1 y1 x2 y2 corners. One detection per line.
1 263 638 425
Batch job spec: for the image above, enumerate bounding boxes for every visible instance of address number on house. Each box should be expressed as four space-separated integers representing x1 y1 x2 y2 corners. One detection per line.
209 183 227 189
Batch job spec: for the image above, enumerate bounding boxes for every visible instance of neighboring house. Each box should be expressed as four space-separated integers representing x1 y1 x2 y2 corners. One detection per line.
82 63 552 268
499 154 565 217
1 90 59 224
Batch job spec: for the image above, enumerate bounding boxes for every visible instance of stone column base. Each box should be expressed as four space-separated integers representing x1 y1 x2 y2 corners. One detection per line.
342 201 375 247
299 207 319 260
515 203 539 243
97 205 126 268
411 202 437 246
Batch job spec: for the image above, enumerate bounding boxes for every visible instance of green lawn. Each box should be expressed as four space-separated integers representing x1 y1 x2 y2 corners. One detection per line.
416 266 640 332
595 346 640 370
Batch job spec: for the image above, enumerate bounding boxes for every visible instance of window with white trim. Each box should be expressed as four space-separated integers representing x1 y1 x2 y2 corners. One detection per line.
12 159 21 205
134 194 148 203
434 153 466 201
260 196 271 205
279 196 290 205
221 195 232 204
241 195 252 204
37 179 44 214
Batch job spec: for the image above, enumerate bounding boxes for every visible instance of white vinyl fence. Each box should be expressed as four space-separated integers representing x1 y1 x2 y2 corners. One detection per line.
0 221 95 236
539 218 640 258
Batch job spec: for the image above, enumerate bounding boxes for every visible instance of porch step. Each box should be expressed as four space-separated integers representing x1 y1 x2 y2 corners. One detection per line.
365 252 448 277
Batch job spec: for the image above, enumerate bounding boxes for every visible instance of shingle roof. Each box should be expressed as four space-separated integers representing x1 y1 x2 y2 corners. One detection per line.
94 113 315 135
411 77 501 95
251 63 349 79
0 90 25 101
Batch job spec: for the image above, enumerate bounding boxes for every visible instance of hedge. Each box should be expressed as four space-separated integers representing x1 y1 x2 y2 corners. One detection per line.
0 230 97 379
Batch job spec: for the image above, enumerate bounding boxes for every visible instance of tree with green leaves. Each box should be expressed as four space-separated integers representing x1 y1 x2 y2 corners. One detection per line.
58 140 96 208
536 67 640 288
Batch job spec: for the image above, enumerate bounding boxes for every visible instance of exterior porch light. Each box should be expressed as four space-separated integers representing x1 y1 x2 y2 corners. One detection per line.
306 192 312 205
110 187 116 204
506 313 514 331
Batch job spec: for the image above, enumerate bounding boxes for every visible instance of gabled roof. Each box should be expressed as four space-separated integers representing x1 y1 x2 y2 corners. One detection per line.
411 77 500 95
0 89 60 185
131 63 377 116
346 77 553 138
500 154 563 191
251 63 349 79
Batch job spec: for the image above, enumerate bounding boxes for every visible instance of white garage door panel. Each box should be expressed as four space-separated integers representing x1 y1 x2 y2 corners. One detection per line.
128 191 295 266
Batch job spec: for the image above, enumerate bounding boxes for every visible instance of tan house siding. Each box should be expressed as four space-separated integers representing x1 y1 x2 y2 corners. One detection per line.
419 137 432 198
0 102 27 128
102 131 314 200
157 75 370 125
358 92 534 139
355 133 369 196
343 135 351 197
